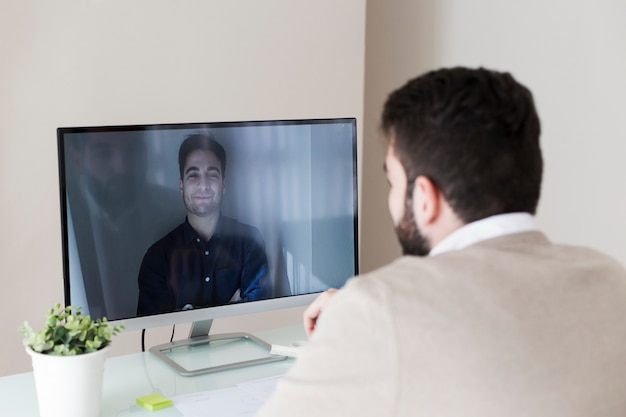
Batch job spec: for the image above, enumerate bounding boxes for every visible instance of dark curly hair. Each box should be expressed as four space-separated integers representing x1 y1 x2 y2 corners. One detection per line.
381 67 542 223
178 132 227 179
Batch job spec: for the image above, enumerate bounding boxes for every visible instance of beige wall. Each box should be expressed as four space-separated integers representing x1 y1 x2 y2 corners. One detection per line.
0 0 366 376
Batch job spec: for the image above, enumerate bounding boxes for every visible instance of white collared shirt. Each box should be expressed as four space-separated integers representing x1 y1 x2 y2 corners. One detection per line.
429 212 539 256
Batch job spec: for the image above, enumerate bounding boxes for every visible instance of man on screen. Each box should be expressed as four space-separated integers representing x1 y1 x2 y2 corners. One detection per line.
256 67 626 416
137 133 269 316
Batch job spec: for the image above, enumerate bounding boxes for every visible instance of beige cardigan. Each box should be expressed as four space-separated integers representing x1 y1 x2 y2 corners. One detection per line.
257 232 626 417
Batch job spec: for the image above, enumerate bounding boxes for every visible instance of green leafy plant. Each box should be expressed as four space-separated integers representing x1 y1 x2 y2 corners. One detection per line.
19 303 124 356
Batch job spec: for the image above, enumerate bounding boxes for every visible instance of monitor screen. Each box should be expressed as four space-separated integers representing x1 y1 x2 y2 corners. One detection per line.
57 118 358 335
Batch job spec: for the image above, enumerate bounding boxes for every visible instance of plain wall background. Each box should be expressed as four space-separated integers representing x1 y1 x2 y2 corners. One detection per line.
3 0 626 377
0 0 366 376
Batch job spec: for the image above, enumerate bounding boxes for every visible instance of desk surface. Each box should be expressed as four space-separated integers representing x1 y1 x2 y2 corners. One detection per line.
0 325 305 417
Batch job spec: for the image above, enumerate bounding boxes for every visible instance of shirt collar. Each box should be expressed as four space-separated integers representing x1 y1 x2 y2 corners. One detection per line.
183 214 223 244
429 212 539 256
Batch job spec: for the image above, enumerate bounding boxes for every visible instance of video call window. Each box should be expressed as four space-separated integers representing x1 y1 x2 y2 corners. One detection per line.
59 120 358 321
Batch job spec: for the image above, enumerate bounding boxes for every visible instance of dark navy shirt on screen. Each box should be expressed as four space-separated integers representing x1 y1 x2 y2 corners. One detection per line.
137 215 269 316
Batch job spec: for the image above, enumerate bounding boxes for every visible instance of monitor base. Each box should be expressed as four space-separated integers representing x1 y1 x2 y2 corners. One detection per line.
149 320 287 376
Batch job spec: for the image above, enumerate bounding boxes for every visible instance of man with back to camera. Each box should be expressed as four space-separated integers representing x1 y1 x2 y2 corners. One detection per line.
256 67 626 416
137 133 269 316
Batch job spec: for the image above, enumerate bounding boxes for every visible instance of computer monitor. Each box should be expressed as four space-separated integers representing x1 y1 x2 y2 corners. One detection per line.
57 118 358 375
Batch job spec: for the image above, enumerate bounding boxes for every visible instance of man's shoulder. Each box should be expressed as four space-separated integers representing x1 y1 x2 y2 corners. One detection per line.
338 257 432 302
470 231 625 271
219 215 262 238
344 233 626 305
353 255 446 284
220 215 255 228
146 222 188 252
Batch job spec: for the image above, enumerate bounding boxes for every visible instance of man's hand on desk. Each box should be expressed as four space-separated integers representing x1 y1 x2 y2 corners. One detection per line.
303 288 338 337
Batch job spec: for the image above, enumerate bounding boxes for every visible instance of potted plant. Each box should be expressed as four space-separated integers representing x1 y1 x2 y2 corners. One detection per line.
19 303 124 417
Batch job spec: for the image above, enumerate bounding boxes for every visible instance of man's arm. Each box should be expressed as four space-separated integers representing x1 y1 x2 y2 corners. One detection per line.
255 279 397 417
239 228 270 301
303 288 338 336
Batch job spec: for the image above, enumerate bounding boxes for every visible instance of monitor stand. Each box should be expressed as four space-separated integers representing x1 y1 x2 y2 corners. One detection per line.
149 319 288 376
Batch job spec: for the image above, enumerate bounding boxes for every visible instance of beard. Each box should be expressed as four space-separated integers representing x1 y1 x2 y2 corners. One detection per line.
395 195 430 256
187 198 220 217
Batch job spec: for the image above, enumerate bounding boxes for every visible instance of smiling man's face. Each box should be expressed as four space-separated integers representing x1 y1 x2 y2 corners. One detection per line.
179 149 226 218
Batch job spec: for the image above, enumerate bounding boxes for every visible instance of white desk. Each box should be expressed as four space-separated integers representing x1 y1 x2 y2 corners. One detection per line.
0 325 305 417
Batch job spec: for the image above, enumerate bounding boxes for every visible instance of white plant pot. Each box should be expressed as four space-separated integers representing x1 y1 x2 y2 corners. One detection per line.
27 346 109 417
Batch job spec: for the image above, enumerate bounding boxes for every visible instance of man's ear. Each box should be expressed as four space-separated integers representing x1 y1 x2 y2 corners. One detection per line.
413 175 441 227
179 179 183 195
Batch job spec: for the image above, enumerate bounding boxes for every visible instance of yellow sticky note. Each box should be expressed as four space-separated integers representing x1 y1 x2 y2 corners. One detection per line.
136 393 173 411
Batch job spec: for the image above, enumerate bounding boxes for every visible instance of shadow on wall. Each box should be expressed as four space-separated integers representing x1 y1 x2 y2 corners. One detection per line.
360 0 443 273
